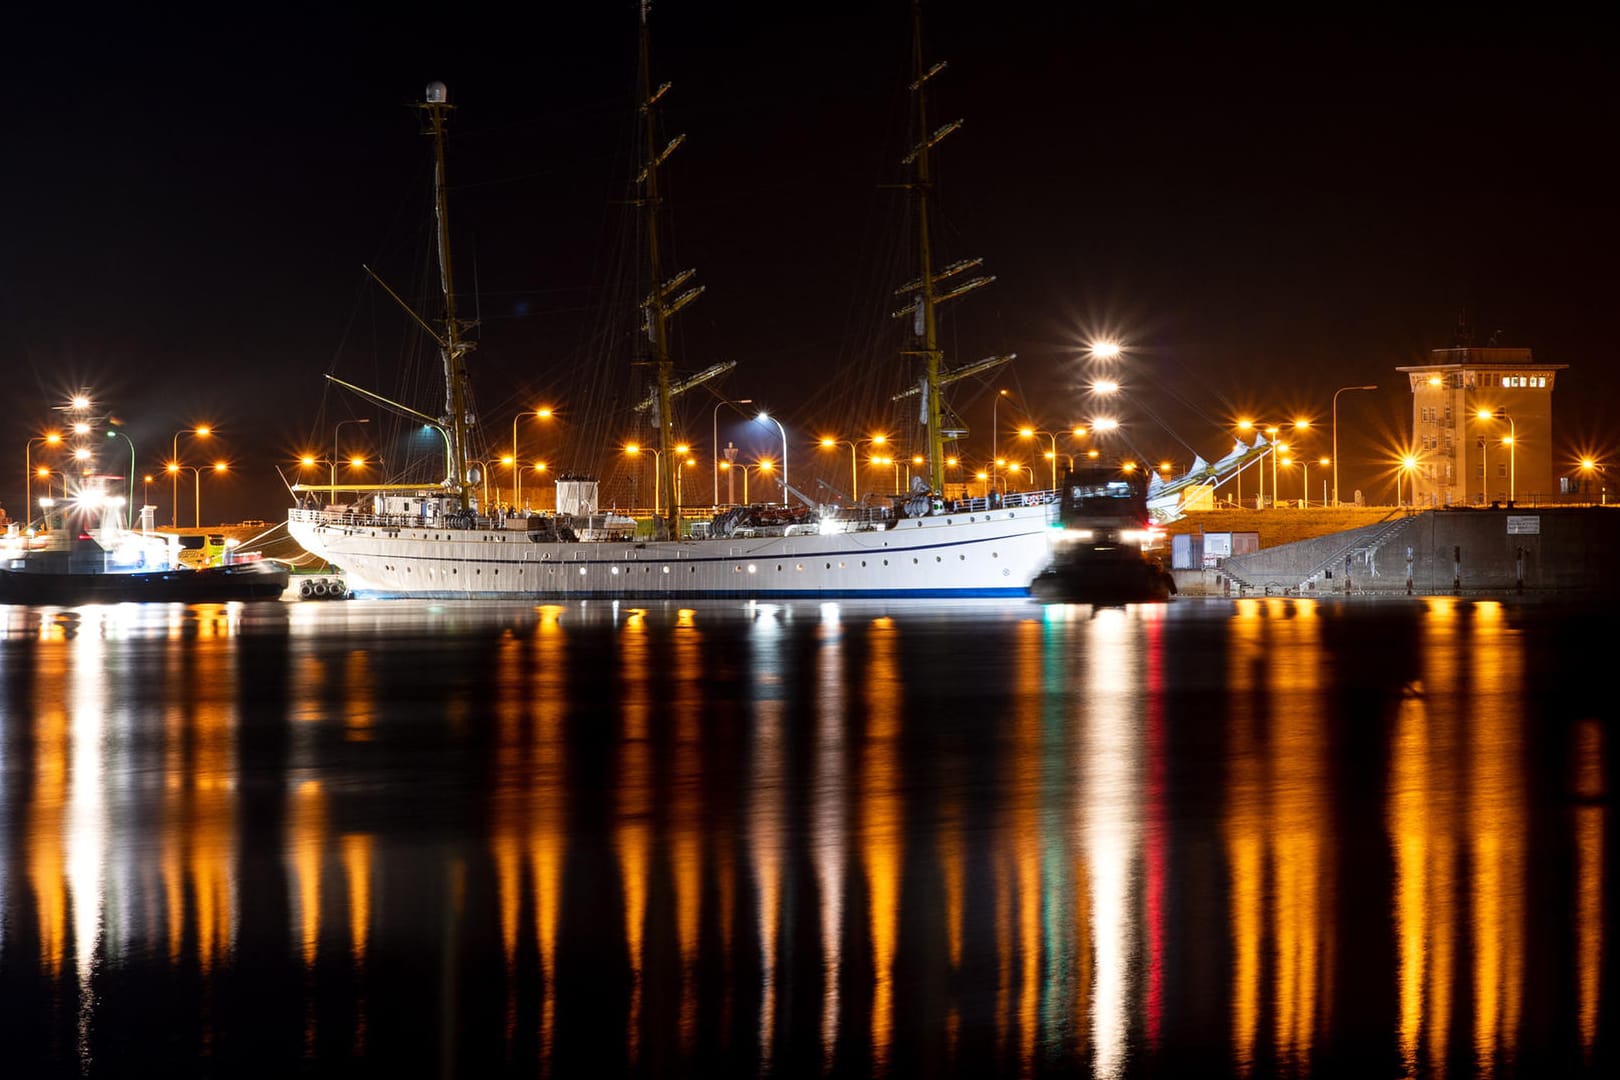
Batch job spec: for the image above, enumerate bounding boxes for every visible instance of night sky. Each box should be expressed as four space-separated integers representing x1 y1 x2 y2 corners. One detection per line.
5 2 1615 523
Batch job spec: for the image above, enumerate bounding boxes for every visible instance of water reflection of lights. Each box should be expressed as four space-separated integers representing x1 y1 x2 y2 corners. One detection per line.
1574 719 1604 1059
672 608 703 1054
615 607 652 1066
1391 597 1465 1075
1224 598 1333 1076
748 604 787 1072
1468 601 1525 1074
1083 607 1141 1080
863 616 902 1072
813 603 847 1070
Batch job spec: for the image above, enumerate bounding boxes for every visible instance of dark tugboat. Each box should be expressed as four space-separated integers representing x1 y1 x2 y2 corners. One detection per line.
1031 466 1175 605
1 479 288 606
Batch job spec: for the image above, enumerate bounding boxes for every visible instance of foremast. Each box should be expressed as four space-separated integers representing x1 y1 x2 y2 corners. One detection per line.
896 0 1008 496
418 81 477 510
636 1 703 539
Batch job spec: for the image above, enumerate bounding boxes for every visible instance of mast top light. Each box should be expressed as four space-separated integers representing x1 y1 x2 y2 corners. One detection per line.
425 81 448 104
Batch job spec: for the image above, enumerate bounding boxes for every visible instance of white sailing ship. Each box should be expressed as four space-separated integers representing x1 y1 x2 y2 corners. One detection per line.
288 6 1056 599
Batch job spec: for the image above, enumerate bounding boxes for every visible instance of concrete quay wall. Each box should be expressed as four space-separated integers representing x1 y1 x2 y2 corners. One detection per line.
1175 506 1620 597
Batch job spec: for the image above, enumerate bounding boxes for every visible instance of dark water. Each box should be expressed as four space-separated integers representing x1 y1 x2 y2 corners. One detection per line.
0 597 1612 1078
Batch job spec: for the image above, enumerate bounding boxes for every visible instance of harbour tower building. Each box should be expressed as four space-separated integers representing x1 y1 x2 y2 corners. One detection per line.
1396 346 1565 507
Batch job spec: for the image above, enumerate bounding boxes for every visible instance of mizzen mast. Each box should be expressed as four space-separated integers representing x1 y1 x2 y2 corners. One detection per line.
417 81 477 510
895 0 1007 496
636 1 704 539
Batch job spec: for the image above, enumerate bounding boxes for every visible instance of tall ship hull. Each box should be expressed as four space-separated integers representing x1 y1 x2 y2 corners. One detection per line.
289 501 1054 600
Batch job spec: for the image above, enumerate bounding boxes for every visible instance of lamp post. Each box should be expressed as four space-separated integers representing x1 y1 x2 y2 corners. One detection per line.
989 389 1011 495
171 425 212 526
25 432 63 524
1397 455 1418 509
626 444 662 514
713 398 754 505
1474 408 1516 504
1332 385 1377 508
105 430 136 526
511 407 553 509
169 462 227 528
756 412 788 507
1018 428 1061 490
819 437 859 502
143 474 153 519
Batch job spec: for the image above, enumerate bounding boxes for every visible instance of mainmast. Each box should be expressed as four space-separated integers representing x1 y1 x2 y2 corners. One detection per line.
418 81 476 510
636 1 703 539
896 0 1005 496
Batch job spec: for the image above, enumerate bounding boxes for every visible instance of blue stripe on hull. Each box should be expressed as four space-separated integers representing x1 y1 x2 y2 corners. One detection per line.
347 587 1033 601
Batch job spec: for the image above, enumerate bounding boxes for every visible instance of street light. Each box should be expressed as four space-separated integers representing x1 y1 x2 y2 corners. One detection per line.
1579 458 1606 505
1475 408 1516 504
171 425 212 526
714 398 754 505
818 437 859 502
25 432 63 524
1332 385 1377 508
1019 428 1060 490
719 459 761 504
168 461 227 528
105 429 136 526
512 407 554 509
756 412 788 507
990 389 1011 494
625 443 687 515
1397 455 1418 509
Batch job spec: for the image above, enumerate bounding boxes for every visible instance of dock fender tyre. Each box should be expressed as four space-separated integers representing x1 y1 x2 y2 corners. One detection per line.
299 581 315 599
312 581 329 598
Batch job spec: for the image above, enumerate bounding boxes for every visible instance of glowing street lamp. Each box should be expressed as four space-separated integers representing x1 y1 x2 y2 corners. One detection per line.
1475 408 1516 503
819 436 859 502
169 461 227 528
756 412 788 507
1019 427 1060 490
25 432 63 522
171 425 213 527
1397 455 1418 508
1089 340 1122 361
512 407 554 508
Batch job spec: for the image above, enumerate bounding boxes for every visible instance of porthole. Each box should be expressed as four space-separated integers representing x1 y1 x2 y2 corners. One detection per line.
748 565 758 574
959 554 965 561
912 558 919 565
611 567 620 575
663 566 671 574
578 567 587 576
992 552 999 558
935 556 942 562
